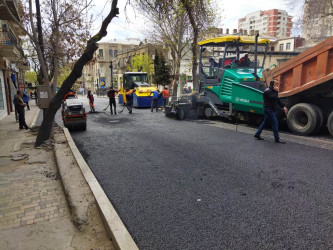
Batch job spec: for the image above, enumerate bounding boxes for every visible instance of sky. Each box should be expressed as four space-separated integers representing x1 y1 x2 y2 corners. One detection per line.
90 0 295 41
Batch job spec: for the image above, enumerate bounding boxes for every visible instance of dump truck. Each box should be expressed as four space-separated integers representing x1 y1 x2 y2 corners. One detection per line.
118 72 163 107
264 36 333 136
165 35 333 137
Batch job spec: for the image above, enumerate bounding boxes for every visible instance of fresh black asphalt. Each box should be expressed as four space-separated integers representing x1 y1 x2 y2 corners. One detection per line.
58 96 332 249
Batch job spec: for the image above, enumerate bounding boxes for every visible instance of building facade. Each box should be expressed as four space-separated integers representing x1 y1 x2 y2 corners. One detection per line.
116 40 163 87
82 38 141 93
238 9 292 38
0 0 29 120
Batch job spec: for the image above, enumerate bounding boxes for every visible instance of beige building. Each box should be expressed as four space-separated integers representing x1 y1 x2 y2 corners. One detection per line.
0 0 29 120
116 40 163 86
82 38 141 93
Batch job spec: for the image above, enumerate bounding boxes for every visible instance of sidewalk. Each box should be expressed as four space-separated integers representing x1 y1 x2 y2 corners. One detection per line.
0 102 114 249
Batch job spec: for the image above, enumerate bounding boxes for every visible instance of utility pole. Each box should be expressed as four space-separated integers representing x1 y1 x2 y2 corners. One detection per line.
110 61 113 88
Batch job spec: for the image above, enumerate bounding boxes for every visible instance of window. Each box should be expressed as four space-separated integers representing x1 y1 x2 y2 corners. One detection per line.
286 42 291 50
114 50 118 57
279 44 284 51
99 49 104 59
99 67 104 76
109 50 113 57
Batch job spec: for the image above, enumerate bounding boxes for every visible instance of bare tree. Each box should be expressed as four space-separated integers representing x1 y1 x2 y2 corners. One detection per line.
3 0 120 146
133 0 218 92
180 0 217 91
285 0 333 44
134 0 191 95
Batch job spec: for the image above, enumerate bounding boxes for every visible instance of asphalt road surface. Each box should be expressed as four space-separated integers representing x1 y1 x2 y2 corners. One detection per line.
68 96 333 250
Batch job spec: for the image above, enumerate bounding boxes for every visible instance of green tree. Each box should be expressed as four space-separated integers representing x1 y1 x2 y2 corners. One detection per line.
24 71 38 85
127 54 154 80
154 51 171 87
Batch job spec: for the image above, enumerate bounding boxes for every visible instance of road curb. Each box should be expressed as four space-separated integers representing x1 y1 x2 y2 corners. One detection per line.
30 107 40 128
63 127 139 250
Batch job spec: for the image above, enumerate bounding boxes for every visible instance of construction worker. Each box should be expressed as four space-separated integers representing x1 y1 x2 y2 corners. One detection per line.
107 86 119 115
239 54 251 67
160 87 169 110
125 88 134 114
87 89 95 112
150 89 160 112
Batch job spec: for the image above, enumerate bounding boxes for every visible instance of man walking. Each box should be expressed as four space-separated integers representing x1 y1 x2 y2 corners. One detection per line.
254 80 288 143
150 89 160 112
160 87 169 111
107 86 119 115
14 90 29 130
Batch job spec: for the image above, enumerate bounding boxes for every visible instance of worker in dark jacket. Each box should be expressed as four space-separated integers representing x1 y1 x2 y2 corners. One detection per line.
14 90 29 130
107 87 119 115
254 80 288 143
125 88 134 114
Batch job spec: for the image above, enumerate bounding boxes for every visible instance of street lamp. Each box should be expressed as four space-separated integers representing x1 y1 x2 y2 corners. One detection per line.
110 61 113 88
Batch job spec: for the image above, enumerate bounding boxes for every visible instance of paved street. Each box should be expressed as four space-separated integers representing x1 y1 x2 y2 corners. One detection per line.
67 96 333 250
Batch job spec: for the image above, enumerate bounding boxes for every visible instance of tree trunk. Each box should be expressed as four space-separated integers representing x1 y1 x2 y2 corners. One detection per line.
173 14 185 97
181 0 199 91
35 0 119 147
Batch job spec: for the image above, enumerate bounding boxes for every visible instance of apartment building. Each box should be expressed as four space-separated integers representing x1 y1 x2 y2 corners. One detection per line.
82 38 141 92
116 40 163 86
0 0 29 120
238 9 292 38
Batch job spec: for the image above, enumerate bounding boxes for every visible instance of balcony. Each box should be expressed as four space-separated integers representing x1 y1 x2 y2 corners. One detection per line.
0 30 21 60
0 0 21 22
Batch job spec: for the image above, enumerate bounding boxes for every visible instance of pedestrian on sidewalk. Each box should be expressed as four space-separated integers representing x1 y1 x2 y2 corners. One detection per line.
125 88 134 114
107 86 119 115
87 90 95 112
150 89 160 112
254 80 288 143
160 87 169 111
23 91 30 110
14 90 29 130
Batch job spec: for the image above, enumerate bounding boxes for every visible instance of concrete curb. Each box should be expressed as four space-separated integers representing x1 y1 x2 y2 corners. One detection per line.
63 127 139 250
30 108 40 128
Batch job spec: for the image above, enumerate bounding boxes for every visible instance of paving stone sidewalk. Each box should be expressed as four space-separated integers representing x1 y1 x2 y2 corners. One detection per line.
0 102 114 250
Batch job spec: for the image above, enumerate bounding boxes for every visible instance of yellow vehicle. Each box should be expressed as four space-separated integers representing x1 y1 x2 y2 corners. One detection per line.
118 72 162 107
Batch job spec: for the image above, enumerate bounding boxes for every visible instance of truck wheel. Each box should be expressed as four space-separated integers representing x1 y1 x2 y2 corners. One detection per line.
287 103 319 135
327 111 333 137
177 108 185 120
312 105 325 134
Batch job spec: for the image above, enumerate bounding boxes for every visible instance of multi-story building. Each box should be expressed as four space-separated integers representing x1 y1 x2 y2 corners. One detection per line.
238 9 292 38
82 38 141 93
0 0 29 120
116 40 163 86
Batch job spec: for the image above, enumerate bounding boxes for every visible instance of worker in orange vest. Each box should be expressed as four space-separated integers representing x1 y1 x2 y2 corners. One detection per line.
160 87 170 111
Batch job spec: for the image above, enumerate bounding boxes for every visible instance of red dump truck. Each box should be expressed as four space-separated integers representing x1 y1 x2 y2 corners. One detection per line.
264 36 333 137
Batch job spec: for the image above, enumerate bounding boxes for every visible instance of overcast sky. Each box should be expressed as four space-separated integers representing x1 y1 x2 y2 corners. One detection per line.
90 0 294 41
